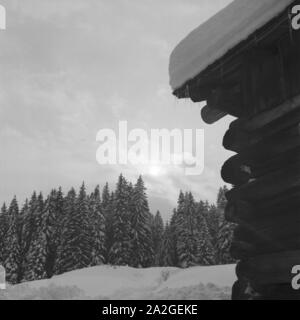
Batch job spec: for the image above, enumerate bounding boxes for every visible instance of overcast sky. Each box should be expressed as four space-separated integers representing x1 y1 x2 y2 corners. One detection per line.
0 0 234 220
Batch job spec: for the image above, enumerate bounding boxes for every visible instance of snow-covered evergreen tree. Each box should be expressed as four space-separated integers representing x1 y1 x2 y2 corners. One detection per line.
172 191 185 266
152 211 164 266
22 193 48 281
169 210 180 266
130 176 154 267
22 192 38 258
0 203 8 264
127 182 135 215
194 196 215 266
55 184 94 274
159 223 175 266
74 183 94 267
104 191 115 262
204 204 220 248
177 193 214 268
54 188 76 274
109 175 132 265
101 183 110 210
17 199 29 279
4 197 21 284
18 200 29 249
89 186 105 266
158 208 178 267
176 192 198 267
217 218 235 264
215 186 235 264
45 188 64 277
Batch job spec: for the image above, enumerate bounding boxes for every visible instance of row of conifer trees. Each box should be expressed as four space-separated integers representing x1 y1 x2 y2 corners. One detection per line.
159 186 235 268
0 175 234 284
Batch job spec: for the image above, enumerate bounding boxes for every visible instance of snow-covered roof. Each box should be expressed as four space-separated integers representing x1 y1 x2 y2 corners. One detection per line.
169 0 294 91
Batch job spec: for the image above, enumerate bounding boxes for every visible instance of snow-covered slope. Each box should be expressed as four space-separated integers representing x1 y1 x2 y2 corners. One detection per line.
169 0 294 91
0 265 236 300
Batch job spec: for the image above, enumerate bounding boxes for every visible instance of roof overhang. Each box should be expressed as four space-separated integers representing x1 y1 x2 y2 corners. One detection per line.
169 0 295 96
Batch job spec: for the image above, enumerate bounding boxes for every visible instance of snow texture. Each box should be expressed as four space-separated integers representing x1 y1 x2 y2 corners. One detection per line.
0 264 236 300
169 0 294 91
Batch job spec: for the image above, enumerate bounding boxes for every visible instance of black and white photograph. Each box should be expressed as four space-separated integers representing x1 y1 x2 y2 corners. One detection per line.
0 0 300 303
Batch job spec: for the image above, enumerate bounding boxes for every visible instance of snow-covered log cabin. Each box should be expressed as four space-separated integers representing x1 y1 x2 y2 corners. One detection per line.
169 0 300 300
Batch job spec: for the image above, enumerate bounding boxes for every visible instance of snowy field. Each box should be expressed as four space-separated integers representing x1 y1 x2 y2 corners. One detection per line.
0 265 236 300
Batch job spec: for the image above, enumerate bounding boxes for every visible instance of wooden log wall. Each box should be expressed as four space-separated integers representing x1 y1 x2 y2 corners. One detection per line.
223 95 300 300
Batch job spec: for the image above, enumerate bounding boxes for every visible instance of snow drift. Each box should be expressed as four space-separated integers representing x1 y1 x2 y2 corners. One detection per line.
169 0 294 91
0 264 236 300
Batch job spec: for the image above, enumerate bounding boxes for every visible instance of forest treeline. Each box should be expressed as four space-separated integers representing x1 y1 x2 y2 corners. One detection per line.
0 175 234 284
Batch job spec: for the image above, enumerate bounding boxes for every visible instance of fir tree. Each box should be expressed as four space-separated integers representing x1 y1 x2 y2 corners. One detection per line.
205 204 220 248
177 193 214 268
109 175 132 265
55 184 94 274
197 201 220 259
4 197 21 284
22 192 38 258
0 203 8 264
215 186 235 264
22 193 47 281
89 186 105 266
45 188 64 277
217 217 235 264
74 183 94 267
176 192 198 267
17 200 29 279
127 182 135 215
130 176 154 267
104 191 115 261
159 223 175 266
101 183 110 211
172 191 185 266
195 197 215 266
54 188 76 274
152 211 164 266
18 200 29 248
158 209 178 267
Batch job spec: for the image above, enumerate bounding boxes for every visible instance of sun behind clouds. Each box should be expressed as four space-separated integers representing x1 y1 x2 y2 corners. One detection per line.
148 165 166 177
